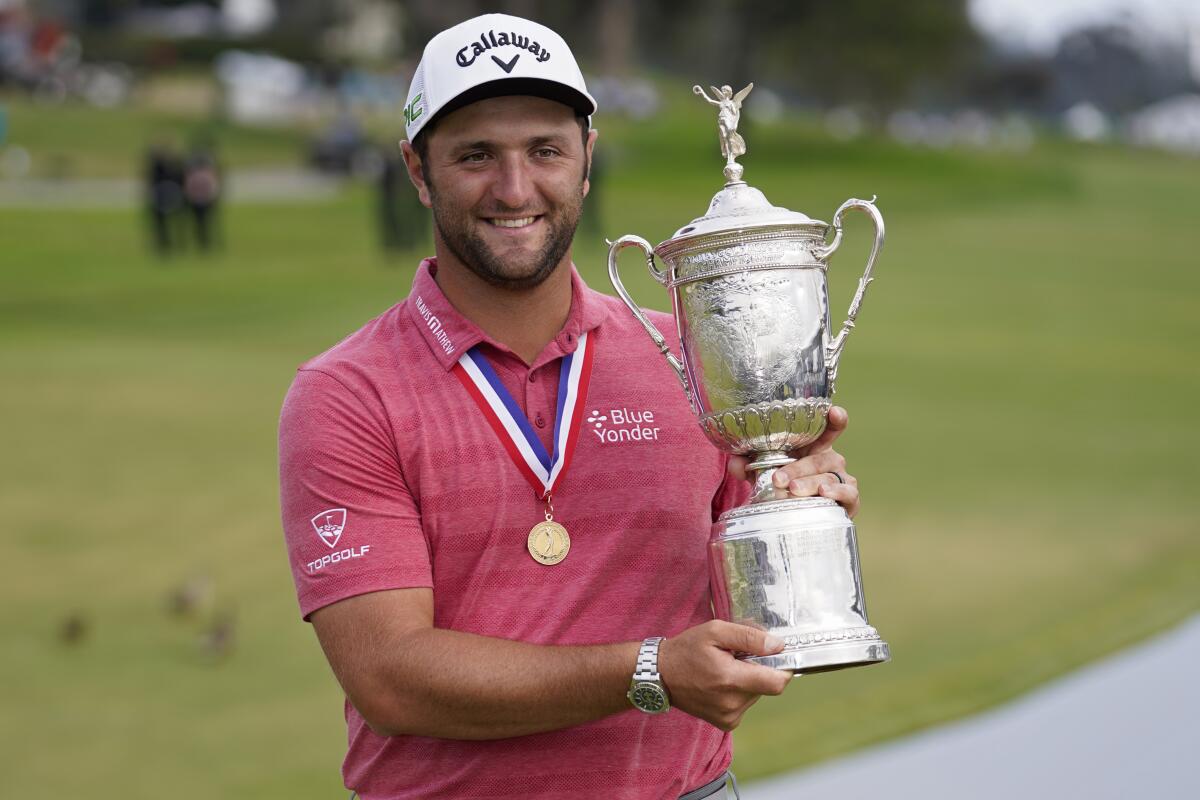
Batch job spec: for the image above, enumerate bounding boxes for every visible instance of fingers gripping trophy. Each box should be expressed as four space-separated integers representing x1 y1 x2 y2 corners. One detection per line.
608 83 891 674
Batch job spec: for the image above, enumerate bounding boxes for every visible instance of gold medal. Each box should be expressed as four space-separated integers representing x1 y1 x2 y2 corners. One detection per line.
527 519 570 565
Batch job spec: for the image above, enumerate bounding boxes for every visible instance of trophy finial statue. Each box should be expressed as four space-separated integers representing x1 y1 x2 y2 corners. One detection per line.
693 82 754 182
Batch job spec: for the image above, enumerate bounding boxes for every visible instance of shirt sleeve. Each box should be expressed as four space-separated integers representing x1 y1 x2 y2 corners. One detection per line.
711 455 752 520
279 368 432 620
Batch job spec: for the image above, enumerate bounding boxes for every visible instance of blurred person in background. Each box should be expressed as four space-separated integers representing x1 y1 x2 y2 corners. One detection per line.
279 13 860 800
144 138 184 257
182 141 221 253
376 147 428 256
578 142 605 240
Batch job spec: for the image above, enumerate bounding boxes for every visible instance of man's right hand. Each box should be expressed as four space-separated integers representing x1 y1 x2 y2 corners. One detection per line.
658 621 794 731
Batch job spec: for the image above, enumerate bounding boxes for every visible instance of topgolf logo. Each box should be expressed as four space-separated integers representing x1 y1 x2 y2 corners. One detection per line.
306 508 372 574
311 508 347 548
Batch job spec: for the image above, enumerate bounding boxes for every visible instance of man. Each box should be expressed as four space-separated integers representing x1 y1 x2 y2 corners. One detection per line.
279 13 860 800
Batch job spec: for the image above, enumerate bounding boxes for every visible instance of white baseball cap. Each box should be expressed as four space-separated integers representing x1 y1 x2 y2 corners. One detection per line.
403 13 597 141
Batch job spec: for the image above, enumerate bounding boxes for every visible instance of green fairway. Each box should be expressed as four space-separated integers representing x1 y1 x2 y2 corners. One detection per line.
2 97 1198 797
1 94 311 178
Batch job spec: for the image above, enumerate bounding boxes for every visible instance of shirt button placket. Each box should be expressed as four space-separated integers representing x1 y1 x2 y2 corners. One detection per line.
525 369 545 428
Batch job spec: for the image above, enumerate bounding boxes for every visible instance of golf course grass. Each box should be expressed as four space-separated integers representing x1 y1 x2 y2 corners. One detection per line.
2 93 1198 797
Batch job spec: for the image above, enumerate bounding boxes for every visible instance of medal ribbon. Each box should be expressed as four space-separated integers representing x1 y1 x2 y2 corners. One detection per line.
452 331 594 500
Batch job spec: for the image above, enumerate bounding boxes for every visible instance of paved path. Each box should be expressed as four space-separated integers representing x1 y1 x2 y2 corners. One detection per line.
747 615 1200 799
0 168 342 208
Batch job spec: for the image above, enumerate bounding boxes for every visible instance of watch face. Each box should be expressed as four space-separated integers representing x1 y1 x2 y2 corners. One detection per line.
629 682 669 713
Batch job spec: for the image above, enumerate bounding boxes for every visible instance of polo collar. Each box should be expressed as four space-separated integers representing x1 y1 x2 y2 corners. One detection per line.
405 258 609 371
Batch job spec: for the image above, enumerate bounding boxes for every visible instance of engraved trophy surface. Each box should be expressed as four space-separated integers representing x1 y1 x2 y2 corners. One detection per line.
608 83 890 673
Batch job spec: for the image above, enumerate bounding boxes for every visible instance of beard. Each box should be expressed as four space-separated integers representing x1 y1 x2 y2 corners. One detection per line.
428 178 585 291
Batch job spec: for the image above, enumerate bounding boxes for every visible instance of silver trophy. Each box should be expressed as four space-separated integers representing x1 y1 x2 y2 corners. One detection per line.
608 83 890 673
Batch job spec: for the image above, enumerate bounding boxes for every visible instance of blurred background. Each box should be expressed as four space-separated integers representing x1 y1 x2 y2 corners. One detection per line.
1 0 1198 797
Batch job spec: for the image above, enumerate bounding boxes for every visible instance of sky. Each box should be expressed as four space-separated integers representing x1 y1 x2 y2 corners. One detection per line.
969 0 1200 54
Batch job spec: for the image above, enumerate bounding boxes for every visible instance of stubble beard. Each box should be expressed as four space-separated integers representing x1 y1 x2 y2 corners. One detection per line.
429 180 585 292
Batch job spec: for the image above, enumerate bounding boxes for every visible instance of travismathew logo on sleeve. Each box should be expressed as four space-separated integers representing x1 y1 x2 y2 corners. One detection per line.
456 28 552 70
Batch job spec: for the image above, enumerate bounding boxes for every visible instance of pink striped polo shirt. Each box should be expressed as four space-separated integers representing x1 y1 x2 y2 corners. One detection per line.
279 259 749 799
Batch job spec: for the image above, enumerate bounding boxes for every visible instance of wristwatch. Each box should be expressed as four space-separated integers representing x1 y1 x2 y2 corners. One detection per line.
627 636 670 714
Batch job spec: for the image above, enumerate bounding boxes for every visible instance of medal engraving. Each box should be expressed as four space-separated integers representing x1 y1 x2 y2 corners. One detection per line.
527 520 570 565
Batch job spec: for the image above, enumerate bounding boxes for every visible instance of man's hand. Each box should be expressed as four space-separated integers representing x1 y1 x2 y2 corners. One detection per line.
658 621 794 732
727 405 860 518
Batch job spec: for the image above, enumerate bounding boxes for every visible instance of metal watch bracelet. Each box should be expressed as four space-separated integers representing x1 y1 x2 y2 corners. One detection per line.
633 636 664 682
627 636 670 714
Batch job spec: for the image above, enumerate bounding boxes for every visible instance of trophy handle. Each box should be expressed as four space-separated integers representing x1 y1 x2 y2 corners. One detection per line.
818 197 885 391
606 235 694 403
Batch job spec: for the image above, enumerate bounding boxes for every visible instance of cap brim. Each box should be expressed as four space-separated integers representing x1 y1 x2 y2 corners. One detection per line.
427 77 596 133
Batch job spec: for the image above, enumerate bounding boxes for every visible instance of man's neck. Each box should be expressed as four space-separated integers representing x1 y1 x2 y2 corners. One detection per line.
433 257 574 365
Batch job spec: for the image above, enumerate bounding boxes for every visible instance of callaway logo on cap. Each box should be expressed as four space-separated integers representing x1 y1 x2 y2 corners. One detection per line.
403 13 597 141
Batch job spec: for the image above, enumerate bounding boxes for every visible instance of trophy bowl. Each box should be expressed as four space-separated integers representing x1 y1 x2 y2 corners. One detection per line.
608 82 890 673
654 199 836 475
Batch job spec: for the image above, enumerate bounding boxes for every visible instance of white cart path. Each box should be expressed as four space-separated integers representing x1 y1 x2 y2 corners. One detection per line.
747 614 1200 799
0 169 341 207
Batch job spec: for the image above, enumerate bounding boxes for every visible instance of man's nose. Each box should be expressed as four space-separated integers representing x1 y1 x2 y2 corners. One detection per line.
490 155 535 210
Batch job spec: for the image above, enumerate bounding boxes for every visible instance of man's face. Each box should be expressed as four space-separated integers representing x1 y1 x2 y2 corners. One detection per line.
406 95 595 290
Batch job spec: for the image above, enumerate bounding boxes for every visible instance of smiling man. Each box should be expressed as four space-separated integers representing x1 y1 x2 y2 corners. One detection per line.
279 13 860 800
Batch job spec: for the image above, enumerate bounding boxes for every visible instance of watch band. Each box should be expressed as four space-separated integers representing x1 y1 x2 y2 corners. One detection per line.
633 636 664 681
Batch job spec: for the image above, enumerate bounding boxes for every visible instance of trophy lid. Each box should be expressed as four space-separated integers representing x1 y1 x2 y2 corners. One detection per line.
656 82 826 255
666 181 821 241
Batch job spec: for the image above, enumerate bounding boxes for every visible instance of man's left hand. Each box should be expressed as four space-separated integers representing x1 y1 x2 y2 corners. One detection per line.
727 405 860 518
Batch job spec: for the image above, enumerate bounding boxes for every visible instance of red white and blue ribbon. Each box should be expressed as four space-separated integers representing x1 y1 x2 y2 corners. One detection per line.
452 332 594 500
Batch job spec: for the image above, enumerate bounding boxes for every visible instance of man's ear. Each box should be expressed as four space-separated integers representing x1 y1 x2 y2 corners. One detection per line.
582 128 598 197
399 140 433 208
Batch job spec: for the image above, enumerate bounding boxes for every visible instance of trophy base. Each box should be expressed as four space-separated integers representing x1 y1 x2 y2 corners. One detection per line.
709 497 891 677
745 639 891 674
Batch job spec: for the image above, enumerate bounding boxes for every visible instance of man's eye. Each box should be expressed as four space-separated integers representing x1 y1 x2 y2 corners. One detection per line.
534 148 560 158
461 152 489 163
